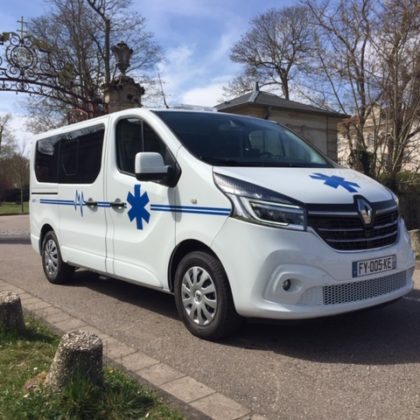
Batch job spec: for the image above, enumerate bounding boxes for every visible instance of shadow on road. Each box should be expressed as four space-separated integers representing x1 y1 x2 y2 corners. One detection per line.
62 270 420 366
226 295 420 366
66 270 179 321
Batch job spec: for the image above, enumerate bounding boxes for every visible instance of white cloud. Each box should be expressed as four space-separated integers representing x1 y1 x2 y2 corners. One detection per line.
156 27 242 107
181 82 226 107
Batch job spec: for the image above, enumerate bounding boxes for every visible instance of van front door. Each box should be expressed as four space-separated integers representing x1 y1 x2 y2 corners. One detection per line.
105 116 177 288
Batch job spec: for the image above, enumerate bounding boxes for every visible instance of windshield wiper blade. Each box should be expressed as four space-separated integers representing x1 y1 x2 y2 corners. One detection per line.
202 157 244 165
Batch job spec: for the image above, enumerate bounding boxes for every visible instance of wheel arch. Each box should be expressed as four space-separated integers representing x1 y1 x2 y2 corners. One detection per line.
168 239 223 292
39 223 54 253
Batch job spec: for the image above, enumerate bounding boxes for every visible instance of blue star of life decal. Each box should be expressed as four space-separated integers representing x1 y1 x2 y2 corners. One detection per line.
127 184 150 230
310 173 360 193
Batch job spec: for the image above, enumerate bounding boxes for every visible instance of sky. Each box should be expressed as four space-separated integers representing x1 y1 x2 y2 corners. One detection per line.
0 0 296 144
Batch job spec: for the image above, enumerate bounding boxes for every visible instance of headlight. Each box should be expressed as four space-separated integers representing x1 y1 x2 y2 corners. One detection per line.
214 173 306 230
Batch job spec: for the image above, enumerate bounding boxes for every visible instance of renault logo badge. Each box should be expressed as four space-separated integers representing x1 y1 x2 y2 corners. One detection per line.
357 198 374 225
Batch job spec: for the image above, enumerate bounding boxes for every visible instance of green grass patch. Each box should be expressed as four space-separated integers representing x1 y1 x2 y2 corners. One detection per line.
0 318 182 419
0 202 29 215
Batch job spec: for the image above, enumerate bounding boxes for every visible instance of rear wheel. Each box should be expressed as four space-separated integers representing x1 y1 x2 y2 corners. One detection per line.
174 251 242 340
41 231 74 284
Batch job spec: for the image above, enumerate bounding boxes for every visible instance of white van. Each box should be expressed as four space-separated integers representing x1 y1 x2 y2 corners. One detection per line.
30 108 416 339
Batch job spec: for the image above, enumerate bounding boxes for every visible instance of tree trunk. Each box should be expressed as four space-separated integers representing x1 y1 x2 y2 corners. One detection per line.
20 187 24 214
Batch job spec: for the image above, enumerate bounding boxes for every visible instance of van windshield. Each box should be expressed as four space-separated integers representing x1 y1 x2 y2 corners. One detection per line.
154 111 333 168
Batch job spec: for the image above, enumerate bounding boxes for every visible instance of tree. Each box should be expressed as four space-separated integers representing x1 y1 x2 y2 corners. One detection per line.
24 0 162 129
0 114 13 156
306 0 382 176
374 0 420 185
307 0 420 182
226 6 314 100
7 152 29 213
0 115 16 204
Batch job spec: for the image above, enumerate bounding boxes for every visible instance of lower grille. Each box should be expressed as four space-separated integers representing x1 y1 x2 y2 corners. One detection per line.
298 270 409 306
323 271 407 305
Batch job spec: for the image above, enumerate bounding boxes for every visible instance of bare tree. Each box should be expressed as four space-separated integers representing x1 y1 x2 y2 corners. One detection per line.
0 115 16 204
226 6 314 99
8 152 29 213
0 114 15 157
306 0 382 175
374 0 420 186
24 0 162 128
307 0 420 182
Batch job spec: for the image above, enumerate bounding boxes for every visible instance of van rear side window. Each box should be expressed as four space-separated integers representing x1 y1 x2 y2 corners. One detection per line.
35 135 60 183
35 124 105 184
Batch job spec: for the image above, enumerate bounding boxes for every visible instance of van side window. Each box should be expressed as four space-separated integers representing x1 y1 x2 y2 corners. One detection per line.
35 125 104 184
58 125 105 184
116 118 171 175
35 136 60 182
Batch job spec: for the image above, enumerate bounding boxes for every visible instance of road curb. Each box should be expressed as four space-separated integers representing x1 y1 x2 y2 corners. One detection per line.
0 235 31 244
0 278 261 420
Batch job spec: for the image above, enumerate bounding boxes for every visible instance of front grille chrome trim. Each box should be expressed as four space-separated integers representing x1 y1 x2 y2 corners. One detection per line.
308 211 358 217
326 231 398 244
376 205 398 215
373 220 398 230
318 226 364 232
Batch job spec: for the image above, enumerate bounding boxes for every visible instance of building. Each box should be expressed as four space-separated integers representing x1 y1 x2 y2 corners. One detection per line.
215 86 348 162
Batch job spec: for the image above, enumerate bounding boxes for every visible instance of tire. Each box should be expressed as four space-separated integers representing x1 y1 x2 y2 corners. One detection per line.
174 251 242 340
41 231 74 284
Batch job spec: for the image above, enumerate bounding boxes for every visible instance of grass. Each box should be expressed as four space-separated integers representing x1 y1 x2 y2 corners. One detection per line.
0 202 29 215
0 318 182 419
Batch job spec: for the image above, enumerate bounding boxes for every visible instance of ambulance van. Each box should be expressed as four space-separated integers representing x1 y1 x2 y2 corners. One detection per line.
30 109 416 339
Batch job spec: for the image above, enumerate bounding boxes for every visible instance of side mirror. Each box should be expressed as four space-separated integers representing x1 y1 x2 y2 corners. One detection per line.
135 152 169 182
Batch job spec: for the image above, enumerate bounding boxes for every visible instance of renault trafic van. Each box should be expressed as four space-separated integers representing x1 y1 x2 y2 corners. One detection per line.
30 109 416 339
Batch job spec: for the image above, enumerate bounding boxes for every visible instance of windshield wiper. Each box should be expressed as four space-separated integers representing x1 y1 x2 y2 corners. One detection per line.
199 156 330 168
201 157 244 166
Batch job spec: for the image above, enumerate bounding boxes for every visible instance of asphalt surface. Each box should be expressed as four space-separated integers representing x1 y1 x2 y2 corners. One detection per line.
1 216 420 419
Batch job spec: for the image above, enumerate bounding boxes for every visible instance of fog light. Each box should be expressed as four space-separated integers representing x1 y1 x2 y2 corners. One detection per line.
282 279 292 291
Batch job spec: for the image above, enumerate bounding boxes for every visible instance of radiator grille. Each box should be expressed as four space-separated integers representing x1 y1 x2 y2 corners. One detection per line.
308 208 399 251
322 271 407 305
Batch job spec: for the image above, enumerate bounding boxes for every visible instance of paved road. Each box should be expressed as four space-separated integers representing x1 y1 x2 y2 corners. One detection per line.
1 217 419 419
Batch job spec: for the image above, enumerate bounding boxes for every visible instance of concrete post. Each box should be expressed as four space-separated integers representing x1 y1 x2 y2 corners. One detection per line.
409 229 420 255
45 330 103 390
0 291 25 334
103 75 145 113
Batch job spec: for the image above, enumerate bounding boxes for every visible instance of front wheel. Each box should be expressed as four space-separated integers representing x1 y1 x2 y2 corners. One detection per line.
41 231 74 284
174 251 242 340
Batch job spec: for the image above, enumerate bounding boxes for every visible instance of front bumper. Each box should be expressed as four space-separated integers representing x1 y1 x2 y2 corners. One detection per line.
211 218 416 319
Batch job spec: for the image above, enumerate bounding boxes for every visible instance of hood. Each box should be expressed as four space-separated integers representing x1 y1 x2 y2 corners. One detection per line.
213 167 392 204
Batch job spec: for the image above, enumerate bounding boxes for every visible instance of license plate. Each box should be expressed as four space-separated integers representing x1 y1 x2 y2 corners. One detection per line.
352 255 397 278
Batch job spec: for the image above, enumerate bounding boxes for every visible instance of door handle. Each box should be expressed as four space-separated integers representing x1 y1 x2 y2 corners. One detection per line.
110 199 126 209
85 198 98 208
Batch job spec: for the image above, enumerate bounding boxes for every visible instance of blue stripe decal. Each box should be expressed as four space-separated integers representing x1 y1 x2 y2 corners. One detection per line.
151 204 230 212
40 197 230 216
150 207 230 216
40 199 75 205
150 205 230 216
